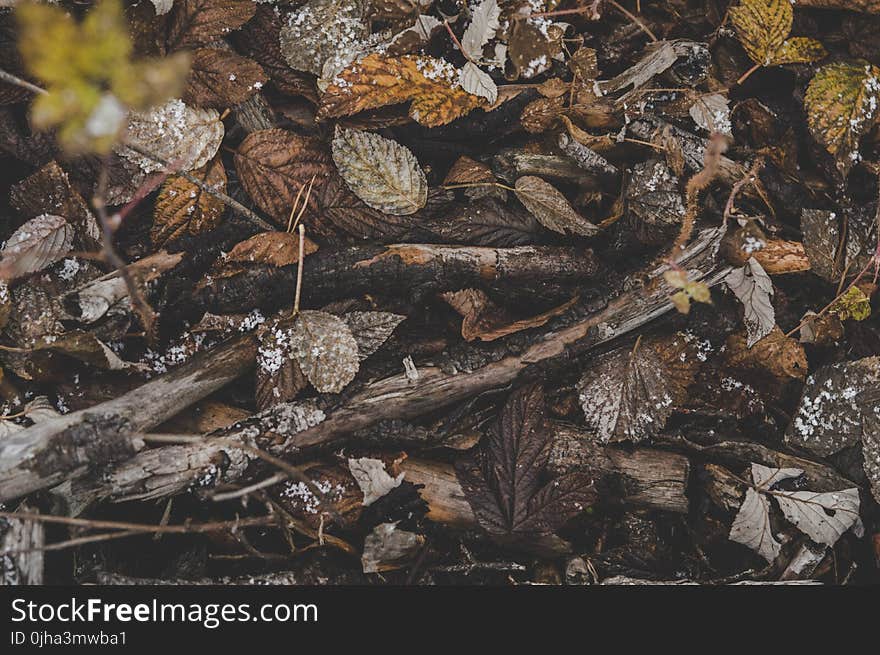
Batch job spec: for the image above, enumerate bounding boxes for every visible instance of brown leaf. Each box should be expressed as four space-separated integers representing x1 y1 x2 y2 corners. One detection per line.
577 333 704 443
318 54 485 127
312 172 413 240
255 325 308 411
165 0 257 50
724 325 807 384
514 176 599 237
234 129 334 226
152 158 227 247
520 96 564 134
184 48 268 108
342 311 406 360
443 156 495 186
625 159 686 246
801 208 877 283
290 310 360 393
226 231 319 268
0 214 74 280
508 19 563 80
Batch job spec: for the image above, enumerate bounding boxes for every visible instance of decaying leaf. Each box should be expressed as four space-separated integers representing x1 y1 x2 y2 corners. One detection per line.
801 208 877 283
184 48 267 108
121 99 224 174
804 61 880 176
255 324 307 411
342 311 406 360
456 384 596 543
361 522 424 573
829 285 872 321
577 333 704 443
234 129 334 225
225 231 319 268
0 214 74 280
724 326 807 385
152 158 227 247
348 457 405 506
313 173 413 240
290 310 360 393
514 176 599 237
165 0 256 50
331 127 427 216
730 462 860 562
625 159 685 246
318 54 485 127
278 0 370 77
458 61 498 104
508 17 564 80
725 257 775 347
33 330 135 371
461 0 501 61
729 0 826 68
689 93 732 135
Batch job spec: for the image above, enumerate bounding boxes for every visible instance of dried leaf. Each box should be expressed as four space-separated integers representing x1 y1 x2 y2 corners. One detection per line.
33 330 134 371
461 0 501 61
724 325 807 383
278 0 370 77
318 54 485 127
331 127 427 216
342 311 406 360
729 487 781 562
255 325 307 410
829 285 872 321
775 487 861 547
625 159 685 245
234 129 334 226
729 0 825 67
226 231 319 268
804 61 880 176
508 19 563 80
689 93 732 135
290 310 360 393
514 176 599 237
348 457 405 506
0 214 74 280
458 61 498 104
443 156 496 186
361 522 424 573
165 0 256 50
725 257 775 347
152 158 227 247
121 99 224 174
577 333 703 443
786 356 880 457
801 208 877 283
420 198 540 247
184 48 267 108
313 173 413 240
9 161 100 243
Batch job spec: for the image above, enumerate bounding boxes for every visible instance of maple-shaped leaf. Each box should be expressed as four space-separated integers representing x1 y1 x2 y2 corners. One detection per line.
152 157 227 247
729 0 826 67
577 333 703 443
0 214 74 280
234 129 334 226
290 310 360 393
725 257 775 347
317 54 485 127
456 384 596 541
331 127 427 215
184 48 267 108
514 176 599 237
164 0 257 51
805 61 880 176
121 99 224 174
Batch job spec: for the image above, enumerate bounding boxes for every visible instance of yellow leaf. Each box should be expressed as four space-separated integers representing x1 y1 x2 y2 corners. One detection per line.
670 290 691 314
318 54 485 127
684 280 712 304
663 269 688 289
804 60 880 176
829 286 872 321
152 158 227 247
729 0 825 67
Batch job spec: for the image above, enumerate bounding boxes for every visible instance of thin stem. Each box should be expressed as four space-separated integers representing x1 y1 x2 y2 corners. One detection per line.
0 68 47 96
0 512 275 535
736 62 761 86
293 223 306 315
443 19 472 63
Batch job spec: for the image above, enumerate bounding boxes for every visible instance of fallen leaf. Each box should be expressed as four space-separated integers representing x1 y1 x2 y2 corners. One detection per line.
313 173 413 240
689 93 732 135
461 0 501 61
729 0 825 67
625 159 685 246
152 157 227 247
724 325 807 384
775 487 862 547
458 61 498 104
331 127 427 216
725 257 775 347
255 324 307 411
804 61 880 176
514 176 599 237
184 48 268 108
278 0 370 77
577 333 703 443
165 0 256 50
361 522 424 573
342 311 406 360
729 487 781 562
0 214 74 280
290 310 360 393
234 129 334 226
348 457 405 506
829 285 872 321
121 98 224 174
225 231 318 268
318 54 485 127
801 208 877 283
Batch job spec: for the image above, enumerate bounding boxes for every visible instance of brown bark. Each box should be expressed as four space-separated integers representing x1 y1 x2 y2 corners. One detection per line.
0 504 43 585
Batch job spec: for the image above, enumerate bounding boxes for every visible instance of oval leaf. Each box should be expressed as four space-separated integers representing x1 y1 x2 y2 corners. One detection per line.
514 176 599 236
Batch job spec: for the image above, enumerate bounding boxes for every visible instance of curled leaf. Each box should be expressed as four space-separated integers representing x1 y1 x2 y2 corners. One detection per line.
0 214 74 280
